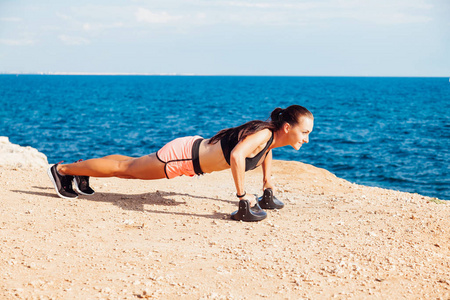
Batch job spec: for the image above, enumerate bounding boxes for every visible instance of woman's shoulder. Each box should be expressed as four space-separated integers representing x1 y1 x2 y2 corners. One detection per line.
245 128 273 143
257 128 273 138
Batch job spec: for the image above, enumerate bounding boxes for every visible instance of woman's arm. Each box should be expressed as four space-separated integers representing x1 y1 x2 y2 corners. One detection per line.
229 129 272 205
261 149 275 192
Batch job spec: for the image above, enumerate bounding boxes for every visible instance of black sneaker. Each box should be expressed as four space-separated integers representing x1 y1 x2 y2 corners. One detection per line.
72 159 95 196
47 164 78 199
73 176 95 195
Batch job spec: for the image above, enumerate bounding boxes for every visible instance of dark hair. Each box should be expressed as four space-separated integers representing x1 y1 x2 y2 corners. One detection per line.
208 105 313 145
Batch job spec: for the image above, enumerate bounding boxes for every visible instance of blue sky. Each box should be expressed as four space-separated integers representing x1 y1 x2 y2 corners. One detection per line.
1 0 449 76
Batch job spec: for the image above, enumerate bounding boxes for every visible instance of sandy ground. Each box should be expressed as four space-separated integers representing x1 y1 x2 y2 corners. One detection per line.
1 160 449 300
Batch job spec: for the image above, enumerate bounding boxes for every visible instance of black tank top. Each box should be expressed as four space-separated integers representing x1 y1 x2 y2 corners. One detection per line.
220 130 274 171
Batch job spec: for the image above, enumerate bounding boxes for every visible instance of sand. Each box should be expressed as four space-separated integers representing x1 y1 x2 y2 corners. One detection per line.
1 159 449 300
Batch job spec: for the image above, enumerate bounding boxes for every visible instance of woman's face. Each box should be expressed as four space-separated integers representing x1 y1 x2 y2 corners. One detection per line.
287 116 314 150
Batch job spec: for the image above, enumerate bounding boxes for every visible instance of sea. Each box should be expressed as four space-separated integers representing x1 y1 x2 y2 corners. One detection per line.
0 75 449 200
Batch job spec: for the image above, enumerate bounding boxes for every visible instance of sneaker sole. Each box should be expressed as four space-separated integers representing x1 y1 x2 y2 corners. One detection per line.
72 177 95 196
47 166 78 200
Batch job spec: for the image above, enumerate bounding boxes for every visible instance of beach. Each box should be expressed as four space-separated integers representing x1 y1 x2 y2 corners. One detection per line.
1 141 449 299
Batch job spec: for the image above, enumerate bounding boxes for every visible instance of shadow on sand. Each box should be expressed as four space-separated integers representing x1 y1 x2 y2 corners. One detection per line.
15 187 236 221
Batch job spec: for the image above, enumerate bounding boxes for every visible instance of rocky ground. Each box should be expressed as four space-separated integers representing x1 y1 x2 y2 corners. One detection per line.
1 159 449 299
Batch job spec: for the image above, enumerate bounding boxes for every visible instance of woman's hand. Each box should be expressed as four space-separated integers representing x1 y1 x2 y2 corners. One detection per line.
239 194 257 207
263 179 276 193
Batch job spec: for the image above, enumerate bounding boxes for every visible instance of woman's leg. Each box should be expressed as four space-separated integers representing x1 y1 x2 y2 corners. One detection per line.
57 153 166 180
102 154 134 161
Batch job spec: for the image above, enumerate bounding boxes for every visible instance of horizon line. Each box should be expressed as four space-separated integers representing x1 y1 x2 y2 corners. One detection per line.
0 72 448 78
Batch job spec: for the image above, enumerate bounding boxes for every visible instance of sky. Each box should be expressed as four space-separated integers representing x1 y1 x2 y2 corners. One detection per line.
1 0 449 76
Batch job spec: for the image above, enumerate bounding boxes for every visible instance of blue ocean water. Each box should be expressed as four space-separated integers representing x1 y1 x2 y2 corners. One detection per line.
0 75 449 200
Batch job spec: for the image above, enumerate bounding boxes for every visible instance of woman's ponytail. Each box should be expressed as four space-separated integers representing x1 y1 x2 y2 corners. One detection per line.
270 107 284 124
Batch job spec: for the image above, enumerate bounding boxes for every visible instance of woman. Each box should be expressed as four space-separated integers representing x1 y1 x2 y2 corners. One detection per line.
48 105 314 222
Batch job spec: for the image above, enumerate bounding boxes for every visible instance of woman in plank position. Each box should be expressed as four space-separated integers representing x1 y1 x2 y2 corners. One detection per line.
48 105 314 221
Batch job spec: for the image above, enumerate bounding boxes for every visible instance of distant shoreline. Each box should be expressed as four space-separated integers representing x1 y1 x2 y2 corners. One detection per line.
0 72 447 78
0 72 193 76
